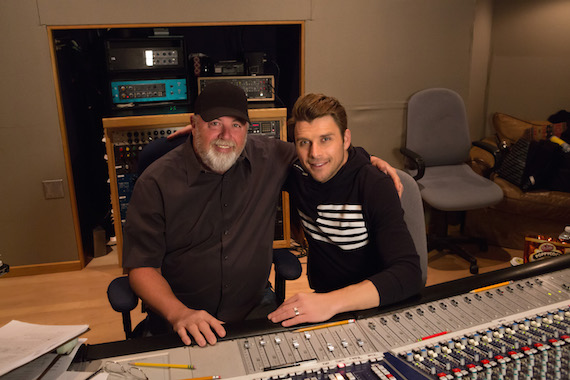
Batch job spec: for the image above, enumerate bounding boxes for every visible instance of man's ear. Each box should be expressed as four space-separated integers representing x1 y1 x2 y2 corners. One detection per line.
190 115 198 134
344 129 352 150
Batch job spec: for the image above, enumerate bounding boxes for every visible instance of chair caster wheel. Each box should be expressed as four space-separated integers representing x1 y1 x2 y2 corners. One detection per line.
470 264 479 274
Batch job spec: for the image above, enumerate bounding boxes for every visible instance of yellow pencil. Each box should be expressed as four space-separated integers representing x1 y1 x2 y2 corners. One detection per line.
469 281 511 293
128 362 195 369
294 319 355 333
181 376 221 380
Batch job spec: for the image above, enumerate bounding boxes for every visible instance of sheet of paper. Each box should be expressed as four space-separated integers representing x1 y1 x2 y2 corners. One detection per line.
0 320 89 376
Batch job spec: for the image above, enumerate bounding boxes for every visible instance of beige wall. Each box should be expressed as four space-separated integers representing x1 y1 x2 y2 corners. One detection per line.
306 0 478 163
6 0 566 269
0 0 78 266
468 0 493 138
487 0 570 131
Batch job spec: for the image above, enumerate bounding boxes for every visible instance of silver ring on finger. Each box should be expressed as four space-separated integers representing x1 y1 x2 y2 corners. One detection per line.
294 307 300 316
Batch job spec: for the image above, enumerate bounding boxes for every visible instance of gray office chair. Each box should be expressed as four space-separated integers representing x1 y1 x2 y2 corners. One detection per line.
108 136 302 339
396 169 428 285
401 88 503 274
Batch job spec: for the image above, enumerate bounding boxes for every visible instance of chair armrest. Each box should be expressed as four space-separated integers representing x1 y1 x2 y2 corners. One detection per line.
472 140 502 168
107 276 139 313
469 138 504 177
273 249 302 280
472 140 499 156
400 147 425 180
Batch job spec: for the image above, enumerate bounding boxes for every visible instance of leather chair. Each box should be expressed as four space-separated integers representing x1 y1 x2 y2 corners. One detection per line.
466 112 570 249
401 88 504 274
108 135 302 339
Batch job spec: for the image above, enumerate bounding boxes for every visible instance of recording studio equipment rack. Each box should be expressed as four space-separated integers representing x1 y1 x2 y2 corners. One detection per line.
198 76 275 102
105 38 189 109
102 108 290 265
77 254 570 380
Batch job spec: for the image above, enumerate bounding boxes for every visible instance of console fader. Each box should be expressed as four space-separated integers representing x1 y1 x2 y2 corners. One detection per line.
80 256 570 380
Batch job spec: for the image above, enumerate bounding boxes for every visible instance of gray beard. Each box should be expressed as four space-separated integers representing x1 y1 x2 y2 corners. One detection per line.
194 132 247 174
202 146 240 173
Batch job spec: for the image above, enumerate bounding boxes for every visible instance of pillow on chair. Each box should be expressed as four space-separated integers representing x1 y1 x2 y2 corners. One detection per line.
493 112 567 145
523 122 567 141
493 113 550 145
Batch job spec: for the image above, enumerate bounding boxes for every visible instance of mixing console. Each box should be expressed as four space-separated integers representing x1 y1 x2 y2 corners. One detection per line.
78 256 570 379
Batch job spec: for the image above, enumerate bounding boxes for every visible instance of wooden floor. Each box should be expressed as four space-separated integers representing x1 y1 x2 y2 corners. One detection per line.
0 244 521 345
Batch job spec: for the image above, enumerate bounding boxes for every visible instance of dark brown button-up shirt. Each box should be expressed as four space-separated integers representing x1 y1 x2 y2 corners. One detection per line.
123 135 295 325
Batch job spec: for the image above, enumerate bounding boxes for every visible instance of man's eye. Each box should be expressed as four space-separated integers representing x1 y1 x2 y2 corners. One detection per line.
233 123 242 128
322 137 331 142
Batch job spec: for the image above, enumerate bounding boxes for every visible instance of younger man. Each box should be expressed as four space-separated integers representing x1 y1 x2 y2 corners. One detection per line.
268 93 423 326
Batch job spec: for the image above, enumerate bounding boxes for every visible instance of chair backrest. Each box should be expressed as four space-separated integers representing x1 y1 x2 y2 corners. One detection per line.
396 169 428 285
406 88 471 167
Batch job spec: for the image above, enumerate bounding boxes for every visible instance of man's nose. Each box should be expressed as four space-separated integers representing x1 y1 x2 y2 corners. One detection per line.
218 124 232 139
309 143 320 158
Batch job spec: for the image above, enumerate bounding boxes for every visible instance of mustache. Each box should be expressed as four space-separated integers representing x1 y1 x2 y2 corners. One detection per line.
211 138 236 148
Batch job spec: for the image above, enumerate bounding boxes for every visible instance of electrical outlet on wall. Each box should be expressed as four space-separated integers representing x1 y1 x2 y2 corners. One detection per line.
42 179 65 199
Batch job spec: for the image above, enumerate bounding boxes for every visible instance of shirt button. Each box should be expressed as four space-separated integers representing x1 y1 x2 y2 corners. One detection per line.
224 256 228 261
224 230 229 235
224 203 228 207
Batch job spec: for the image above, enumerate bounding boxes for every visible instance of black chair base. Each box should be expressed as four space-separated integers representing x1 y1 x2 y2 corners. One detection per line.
428 235 488 274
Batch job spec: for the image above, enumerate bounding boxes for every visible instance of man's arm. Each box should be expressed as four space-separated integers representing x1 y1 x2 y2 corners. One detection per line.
169 125 403 196
129 267 226 346
370 156 403 197
168 123 193 139
267 280 379 327
168 123 403 196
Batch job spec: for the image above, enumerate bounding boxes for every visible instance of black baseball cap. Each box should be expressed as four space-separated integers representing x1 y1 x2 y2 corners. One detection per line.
194 82 250 123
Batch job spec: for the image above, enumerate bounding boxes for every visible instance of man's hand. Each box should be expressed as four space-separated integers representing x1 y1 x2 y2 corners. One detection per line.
168 124 193 139
267 292 338 327
370 156 403 197
129 267 225 346
166 306 226 347
267 281 379 327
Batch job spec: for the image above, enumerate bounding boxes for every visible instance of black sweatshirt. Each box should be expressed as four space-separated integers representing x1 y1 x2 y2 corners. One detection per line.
286 147 423 306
